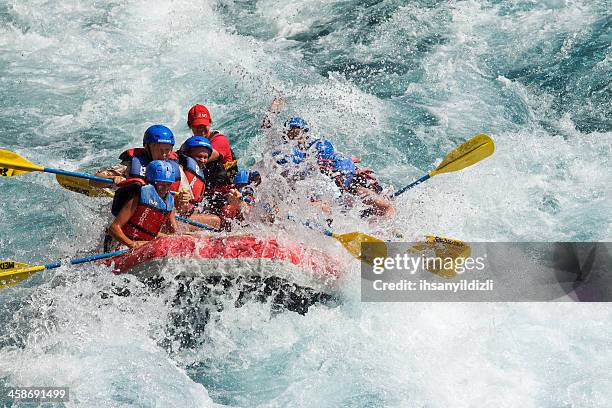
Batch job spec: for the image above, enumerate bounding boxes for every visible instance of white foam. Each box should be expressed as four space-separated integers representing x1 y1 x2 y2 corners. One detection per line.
1 0 611 405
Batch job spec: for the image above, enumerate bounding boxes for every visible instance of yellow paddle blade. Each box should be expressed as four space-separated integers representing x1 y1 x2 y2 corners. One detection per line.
332 231 387 264
0 149 44 177
409 236 471 278
56 174 115 198
430 134 494 176
0 260 45 289
224 160 239 178
223 160 238 171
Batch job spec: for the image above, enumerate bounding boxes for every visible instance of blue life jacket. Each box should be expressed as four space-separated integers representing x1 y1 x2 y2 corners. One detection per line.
119 148 181 185
273 138 334 166
178 154 207 214
181 155 206 181
111 184 174 217
138 184 174 212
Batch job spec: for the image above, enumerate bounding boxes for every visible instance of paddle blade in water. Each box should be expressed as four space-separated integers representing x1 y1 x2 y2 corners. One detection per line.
334 231 388 264
56 174 115 197
409 236 471 278
431 134 494 176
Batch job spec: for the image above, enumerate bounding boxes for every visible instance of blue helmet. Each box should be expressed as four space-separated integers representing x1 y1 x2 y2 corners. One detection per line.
331 154 355 188
143 125 175 145
234 169 250 185
314 139 334 159
145 160 177 183
285 117 309 132
181 136 212 152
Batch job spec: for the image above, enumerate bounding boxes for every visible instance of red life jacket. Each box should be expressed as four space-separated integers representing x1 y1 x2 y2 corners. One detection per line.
117 148 181 191
179 155 206 214
210 131 239 179
121 184 174 241
209 131 235 163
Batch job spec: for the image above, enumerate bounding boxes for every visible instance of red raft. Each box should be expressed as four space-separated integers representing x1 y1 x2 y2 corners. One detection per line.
102 235 345 294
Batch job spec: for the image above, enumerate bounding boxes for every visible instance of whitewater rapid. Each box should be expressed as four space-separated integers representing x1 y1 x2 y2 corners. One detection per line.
1 0 611 406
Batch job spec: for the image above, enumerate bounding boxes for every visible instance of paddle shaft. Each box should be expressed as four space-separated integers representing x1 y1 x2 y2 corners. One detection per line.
323 229 344 239
391 174 431 198
42 249 129 270
290 216 349 243
175 215 218 231
43 167 113 184
288 215 328 235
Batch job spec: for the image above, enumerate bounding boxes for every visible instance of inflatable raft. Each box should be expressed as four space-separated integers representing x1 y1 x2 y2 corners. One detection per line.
102 235 345 295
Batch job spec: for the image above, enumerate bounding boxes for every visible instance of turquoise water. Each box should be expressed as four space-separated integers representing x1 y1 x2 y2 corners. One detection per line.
1 0 611 406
